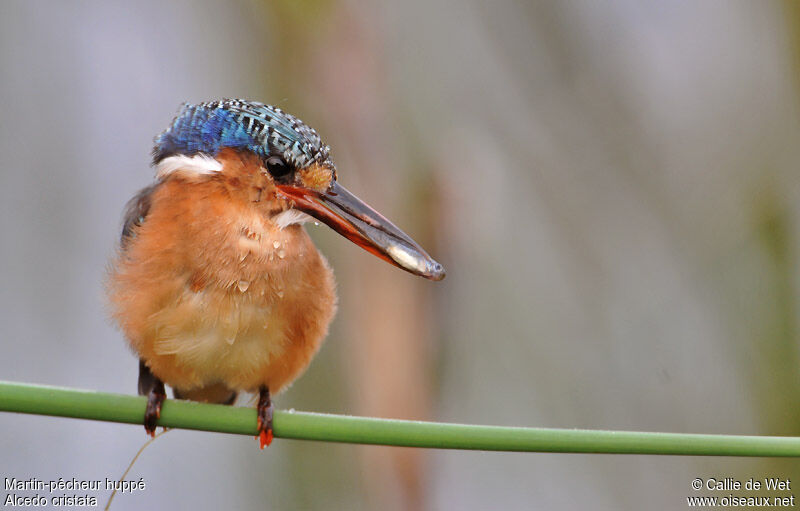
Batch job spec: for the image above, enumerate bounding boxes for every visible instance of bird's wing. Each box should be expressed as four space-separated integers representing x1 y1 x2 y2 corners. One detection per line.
120 183 160 250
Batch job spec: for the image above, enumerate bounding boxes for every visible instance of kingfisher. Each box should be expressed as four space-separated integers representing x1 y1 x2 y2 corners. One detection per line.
107 99 445 448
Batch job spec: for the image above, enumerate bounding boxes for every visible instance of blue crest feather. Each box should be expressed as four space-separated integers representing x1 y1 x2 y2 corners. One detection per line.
153 100 332 170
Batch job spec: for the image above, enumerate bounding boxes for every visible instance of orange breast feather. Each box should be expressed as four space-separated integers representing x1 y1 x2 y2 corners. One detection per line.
107 175 337 395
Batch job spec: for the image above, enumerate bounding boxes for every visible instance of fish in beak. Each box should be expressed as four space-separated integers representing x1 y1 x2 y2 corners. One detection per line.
276 181 445 281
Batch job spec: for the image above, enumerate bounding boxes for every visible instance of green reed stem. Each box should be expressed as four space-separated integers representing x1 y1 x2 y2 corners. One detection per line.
1 381 799 456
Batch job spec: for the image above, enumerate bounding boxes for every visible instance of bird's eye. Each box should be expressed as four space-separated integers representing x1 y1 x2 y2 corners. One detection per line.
265 156 292 179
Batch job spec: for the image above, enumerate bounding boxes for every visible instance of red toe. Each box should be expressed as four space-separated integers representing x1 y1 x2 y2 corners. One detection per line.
258 428 273 449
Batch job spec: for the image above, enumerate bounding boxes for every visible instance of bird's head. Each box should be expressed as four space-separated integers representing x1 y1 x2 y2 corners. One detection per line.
152 99 445 281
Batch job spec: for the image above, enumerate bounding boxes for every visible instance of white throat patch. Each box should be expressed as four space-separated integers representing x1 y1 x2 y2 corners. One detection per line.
273 209 313 230
155 154 223 179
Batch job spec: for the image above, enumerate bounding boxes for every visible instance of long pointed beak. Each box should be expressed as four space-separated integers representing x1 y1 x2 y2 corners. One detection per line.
275 181 445 281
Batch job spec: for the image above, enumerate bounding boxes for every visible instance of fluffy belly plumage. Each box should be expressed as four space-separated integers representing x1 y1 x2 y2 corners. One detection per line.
148 289 292 391
128 252 336 396
108 199 338 399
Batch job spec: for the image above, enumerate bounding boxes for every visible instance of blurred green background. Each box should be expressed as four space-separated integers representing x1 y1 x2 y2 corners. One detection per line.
1 1 799 509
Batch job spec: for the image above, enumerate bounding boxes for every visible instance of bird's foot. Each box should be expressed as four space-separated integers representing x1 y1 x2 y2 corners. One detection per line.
256 386 274 449
144 382 166 437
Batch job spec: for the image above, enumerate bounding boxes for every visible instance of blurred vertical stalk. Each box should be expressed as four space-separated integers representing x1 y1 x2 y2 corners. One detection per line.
751 185 800 433
753 2 800 436
307 6 433 510
262 1 435 509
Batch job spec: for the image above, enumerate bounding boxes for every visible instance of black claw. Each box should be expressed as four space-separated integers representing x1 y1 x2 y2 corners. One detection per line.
138 359 166 437
144 383 166 436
